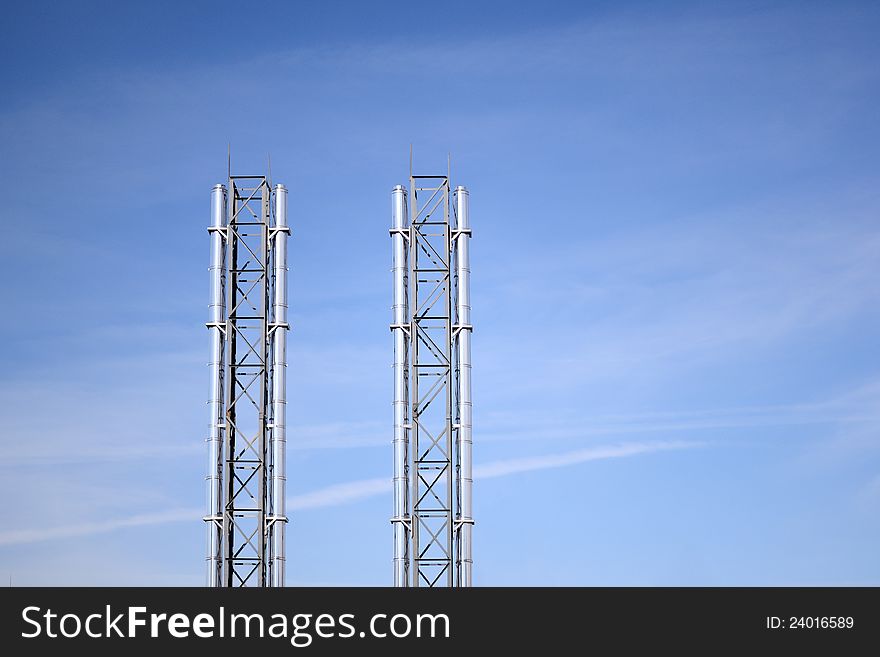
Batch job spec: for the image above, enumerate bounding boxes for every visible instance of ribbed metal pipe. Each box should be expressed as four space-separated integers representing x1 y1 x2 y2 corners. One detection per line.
271 183 289 587
391 184 410 587
206 183 227 587
454 185 473 586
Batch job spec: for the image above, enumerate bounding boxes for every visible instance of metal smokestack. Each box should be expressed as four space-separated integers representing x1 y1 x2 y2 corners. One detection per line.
205 171 289 587
390 162 473 588
391 184 410 587
454 185 473 586
271 183 289 587
205 183 227 587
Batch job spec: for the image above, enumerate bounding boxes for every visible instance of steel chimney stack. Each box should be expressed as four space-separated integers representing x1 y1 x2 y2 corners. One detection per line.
453 185 473 587
205 183 227 587
205 172 290 587
270 183 290 587
391 159 473 587
390 184 411 587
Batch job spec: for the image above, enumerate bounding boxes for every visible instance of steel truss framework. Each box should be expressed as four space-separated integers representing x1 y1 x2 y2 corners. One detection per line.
391 165 473 587
205 174 290 587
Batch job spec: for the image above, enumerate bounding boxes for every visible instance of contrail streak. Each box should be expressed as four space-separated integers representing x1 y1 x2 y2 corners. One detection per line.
0 441 699 546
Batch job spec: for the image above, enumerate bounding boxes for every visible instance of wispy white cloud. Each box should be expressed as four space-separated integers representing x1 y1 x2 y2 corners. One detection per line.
288 477 389 511
0 440 697 547
0 508 198 547
473 441 699 479
478 389 880 446
5 382 878 467
477 215 880 397
288 420 386 450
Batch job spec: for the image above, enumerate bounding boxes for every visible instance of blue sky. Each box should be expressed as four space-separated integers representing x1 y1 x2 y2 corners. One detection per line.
1 0 879 585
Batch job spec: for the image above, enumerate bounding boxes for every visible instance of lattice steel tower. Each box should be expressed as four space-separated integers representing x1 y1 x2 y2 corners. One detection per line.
391 159 473 587
204 171 290 587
